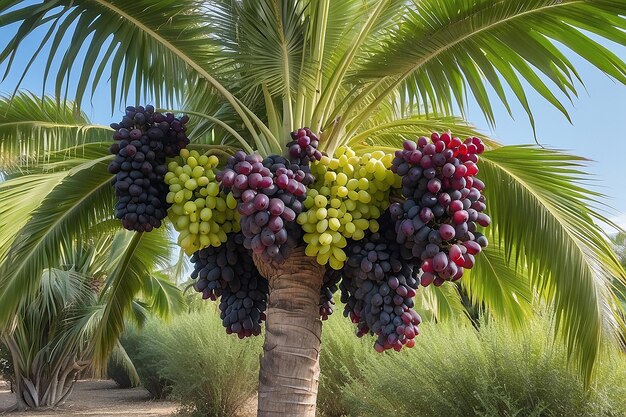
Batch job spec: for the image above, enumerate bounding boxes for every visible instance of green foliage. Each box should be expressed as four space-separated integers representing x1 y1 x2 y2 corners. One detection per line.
358 0 626 129
0 158 115 328
1 267 98 407
318 312 372 417
0 92 111 172
317 312 626 417
107 355 136 389
0 227 181 408
479 146 625 381
118 326 172 399
122 308 262 416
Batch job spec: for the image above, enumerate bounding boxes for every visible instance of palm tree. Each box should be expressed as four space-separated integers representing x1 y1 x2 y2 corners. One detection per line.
0 225 184 410
1 1 625 415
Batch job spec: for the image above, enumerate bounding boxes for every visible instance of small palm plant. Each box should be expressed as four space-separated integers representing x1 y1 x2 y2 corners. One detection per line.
0 227 184 410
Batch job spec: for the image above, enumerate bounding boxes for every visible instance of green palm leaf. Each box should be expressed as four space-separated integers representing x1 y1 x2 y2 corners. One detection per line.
0 0 205 108
0 92 110 171
0 170 67 261
414 283 467 323
93 228 173 369
0 157 115 327
480 145 626 381
141 271 186 320
0 0 271 146
352 0 626 131
462 245 534 330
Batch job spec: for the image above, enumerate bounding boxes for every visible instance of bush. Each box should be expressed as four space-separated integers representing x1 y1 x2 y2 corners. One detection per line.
107 354 137 389
321 314 626 417
125 305 262 416
318 311 373 417
120 325 173 399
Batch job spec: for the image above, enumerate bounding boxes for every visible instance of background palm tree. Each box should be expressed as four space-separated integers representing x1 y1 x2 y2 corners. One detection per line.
0 226 184 410
1 1 626 415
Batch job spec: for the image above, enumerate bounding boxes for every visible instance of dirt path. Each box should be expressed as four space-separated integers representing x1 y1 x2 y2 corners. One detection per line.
0 380 178 416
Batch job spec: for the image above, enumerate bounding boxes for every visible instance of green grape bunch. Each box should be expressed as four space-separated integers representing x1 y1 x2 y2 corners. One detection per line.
298 146 400 270
165 149 240 255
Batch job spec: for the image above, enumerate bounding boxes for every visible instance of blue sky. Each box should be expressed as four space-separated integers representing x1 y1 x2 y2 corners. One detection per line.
1 15 625 232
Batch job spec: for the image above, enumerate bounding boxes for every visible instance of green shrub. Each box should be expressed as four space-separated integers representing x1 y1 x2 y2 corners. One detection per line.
318 311 374 417
121 324 173 399
107 356 135 389
126 305 262 416
324 315 626 417
160 306 262 416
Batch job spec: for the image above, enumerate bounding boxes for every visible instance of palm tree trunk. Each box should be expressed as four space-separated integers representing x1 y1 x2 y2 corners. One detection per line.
254 247 325 417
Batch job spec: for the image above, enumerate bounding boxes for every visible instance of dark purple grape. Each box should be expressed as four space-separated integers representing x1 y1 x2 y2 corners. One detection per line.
109 105 190 232
190 234 267 338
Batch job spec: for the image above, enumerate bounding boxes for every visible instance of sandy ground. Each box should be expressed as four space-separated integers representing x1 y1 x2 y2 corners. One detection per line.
0 380 178 417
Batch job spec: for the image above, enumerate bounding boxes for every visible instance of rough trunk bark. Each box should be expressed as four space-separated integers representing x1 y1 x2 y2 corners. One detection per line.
254 247 325 417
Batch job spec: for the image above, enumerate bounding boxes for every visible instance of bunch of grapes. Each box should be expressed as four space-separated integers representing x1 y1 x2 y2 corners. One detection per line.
319 268 342 320
108 105 190 232
218 151 307 263
339 228 422 352
390 132 489 287
190 233 268 338
298 146 400 269
287 127 322 165
165 149 240 255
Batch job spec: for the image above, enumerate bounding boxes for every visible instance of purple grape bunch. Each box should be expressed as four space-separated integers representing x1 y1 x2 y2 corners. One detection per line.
339 229 422 352
287 127 323 165
390 132 489 287
320 268 342 320
217 152 308 263
190 233 268 338
108 105 189 232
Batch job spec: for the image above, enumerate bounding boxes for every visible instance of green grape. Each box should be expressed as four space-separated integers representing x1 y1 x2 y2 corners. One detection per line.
300 146 399 269
166 149 240 255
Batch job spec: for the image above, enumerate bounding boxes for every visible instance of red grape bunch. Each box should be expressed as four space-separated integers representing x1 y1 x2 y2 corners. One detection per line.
108 105 190 232
390 132 489 287
287 127 323 166
190 233 268 338
218 151 310 263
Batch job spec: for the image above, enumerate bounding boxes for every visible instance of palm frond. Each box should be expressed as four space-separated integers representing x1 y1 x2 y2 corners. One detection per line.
0 1 205 109
347 115 497 153
480 145 626 381
6 266 96 393
353 0 626 131
414 283 467 323
0 170 67 261
235 1 309 99
141 271 185 320
107 341 140 386
462 244 534 330
0 92 110 171
310 0 406 132
0 1 269 148
0 158 114 327
92 227 173 370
